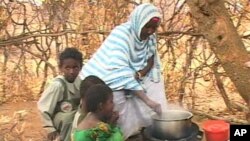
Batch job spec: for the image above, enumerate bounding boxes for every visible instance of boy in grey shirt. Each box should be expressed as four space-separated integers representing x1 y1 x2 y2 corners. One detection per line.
37 48 83 141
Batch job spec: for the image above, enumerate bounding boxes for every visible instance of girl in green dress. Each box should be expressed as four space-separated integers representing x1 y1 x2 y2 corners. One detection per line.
72 75 106 133
73 84 124 141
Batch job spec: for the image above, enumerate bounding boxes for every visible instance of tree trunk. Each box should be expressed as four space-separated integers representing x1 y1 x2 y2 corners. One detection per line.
186 0 250 113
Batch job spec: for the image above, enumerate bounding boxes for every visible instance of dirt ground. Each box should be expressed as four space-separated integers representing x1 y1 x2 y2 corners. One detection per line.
0 90 246 141
0 101 148 141
0 101 46 141
0 101 204 141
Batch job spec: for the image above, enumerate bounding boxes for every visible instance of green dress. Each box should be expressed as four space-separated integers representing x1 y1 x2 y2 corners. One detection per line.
73 122 124 141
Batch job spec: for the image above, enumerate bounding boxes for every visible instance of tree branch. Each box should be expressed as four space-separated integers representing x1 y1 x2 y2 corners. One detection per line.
158 31 203 37
0 30 204 46
0 30 109 46
14 45 57 77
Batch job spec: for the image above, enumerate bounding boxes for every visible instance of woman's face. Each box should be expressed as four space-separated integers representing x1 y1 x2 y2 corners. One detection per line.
140 18 160 40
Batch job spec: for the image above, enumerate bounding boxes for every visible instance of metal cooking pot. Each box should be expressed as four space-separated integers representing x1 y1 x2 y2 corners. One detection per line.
151 110 193 140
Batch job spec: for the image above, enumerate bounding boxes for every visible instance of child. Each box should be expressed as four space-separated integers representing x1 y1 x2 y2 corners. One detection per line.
72 75 105 132
73 84 123 141
37 47 83 141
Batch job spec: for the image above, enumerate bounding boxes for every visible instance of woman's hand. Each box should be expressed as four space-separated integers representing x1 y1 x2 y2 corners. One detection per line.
145 99 162 114
134 90 162 114
47 131 59 141
134 55 154 80
135 71 143 80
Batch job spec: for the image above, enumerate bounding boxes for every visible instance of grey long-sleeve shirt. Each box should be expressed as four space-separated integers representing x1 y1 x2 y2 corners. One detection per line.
37 75 81 133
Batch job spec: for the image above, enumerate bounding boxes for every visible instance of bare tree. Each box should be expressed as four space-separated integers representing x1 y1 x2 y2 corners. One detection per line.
186 0 250 121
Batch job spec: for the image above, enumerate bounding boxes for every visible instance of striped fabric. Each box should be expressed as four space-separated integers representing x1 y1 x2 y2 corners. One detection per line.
79 3 161 91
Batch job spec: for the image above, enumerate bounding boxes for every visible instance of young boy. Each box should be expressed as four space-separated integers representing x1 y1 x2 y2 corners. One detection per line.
37 48 83 141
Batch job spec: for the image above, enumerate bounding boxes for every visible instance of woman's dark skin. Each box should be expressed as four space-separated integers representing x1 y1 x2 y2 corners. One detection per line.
134 55 161 114
135 55 154 80
140 18 160 40
135 17 160 80
132 17 162 114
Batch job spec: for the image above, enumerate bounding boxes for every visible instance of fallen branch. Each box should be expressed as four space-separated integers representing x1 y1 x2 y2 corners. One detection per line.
231 102 249 112
192 110 249 124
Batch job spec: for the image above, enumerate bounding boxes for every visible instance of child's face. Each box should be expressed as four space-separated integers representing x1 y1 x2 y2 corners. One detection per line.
101 94 114 120
60 58 82 83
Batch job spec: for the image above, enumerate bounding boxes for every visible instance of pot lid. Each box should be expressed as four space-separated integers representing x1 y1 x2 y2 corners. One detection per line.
152 110 193 121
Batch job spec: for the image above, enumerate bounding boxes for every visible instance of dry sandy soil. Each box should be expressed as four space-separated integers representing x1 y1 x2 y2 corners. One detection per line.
0 101 205 141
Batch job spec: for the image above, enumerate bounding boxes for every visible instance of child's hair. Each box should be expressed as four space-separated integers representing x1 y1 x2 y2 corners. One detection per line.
59 47 83 67
84 84 112 113
80 75 105 98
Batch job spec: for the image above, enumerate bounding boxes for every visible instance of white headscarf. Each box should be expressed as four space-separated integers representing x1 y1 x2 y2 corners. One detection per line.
129 3 161 43
80 3 162 90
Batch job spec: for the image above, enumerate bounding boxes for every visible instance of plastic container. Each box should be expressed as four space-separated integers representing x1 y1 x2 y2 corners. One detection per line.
202 120 229 141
